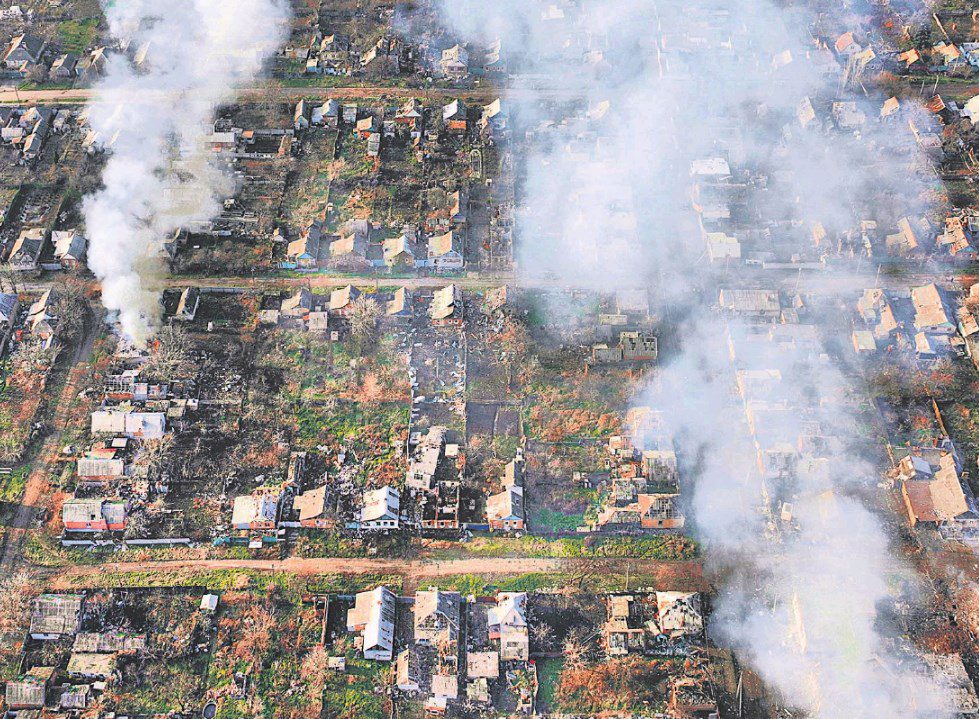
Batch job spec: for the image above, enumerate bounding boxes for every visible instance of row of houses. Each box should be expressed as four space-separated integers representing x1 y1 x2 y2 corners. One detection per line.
853 283 962 360
6 590 218 713
588 424 685 533
257 285 462 335
6 226 86 272
56 359 204 539
345 587 532 713
283 218 466 272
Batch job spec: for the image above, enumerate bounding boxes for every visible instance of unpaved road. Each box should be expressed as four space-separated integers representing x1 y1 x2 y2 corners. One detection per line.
0 84 580 106
0 314 101 569
50 556 706 590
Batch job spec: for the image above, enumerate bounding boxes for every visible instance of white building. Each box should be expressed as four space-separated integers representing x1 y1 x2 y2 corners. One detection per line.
347 586 397 661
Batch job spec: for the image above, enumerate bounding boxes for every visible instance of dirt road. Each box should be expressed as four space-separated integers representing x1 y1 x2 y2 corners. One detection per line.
0 314 101 570
0 84 577 106
51 556 706 590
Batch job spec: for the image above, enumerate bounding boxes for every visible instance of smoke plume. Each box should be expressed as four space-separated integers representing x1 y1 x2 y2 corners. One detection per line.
82 0 290 345
429 0 951 715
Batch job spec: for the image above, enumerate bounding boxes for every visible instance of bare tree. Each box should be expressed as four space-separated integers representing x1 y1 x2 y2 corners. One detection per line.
0 265 19 294
563 627 591 669
0 570 35 636
348 296 381 356
0 431 21 462
52 276 89 341
16 336 60 370
300 644 332 699
530 618 556 653
143 324 193 380
26 65 47 86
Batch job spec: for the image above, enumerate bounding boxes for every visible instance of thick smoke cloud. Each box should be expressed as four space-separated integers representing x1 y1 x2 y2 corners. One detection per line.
430 0 950 716
83 0 290 345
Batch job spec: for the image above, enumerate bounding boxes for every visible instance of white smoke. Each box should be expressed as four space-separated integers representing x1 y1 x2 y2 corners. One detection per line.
426 0 952 715
83 0 290 345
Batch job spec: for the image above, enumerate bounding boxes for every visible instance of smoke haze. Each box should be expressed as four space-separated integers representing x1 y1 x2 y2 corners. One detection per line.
83 0 290 345
429 0 951 715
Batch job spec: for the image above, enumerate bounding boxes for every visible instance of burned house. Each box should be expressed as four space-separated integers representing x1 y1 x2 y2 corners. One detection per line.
5 667 53 709
406 426 462 532
591 331 658 364
900 452 979 538
62 498 128 533
231 487 283 532
29 594 84 640
429 285 464 327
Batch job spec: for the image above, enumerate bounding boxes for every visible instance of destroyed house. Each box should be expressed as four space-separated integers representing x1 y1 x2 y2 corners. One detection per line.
593 486 683 532
62 498 127 532
30 594 84 640
886 217 930 257
73 631 146 653
67 652 116 681
718 289 780 318
293 486 333 528
911 283 954 334
104 371 168 402
407 426 448 490
420 483 461 531
901 453 979 536
396 647 422 692
605 595 648 656
5 667 53 709
90 411 166 440
231 489 282 531
59 684 91 710
622 331 658 361
414 589 461 647
429 285 464 326
656 592 704 638
920 654 979 716
76 457 125 481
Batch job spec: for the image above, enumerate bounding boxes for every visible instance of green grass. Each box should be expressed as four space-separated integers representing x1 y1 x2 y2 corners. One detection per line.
321 652 388 719
429 568 690 595
430 534 698 561
537 657 565 711
57 18 99 54
61 568 404 595
532 507 585 533
0 467 27 504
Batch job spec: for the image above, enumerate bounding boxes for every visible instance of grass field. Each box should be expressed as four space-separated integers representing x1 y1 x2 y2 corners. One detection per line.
57 18 99 54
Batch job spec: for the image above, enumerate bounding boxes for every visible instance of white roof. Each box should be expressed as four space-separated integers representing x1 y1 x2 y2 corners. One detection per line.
361 486 399 523
200 594 219 611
